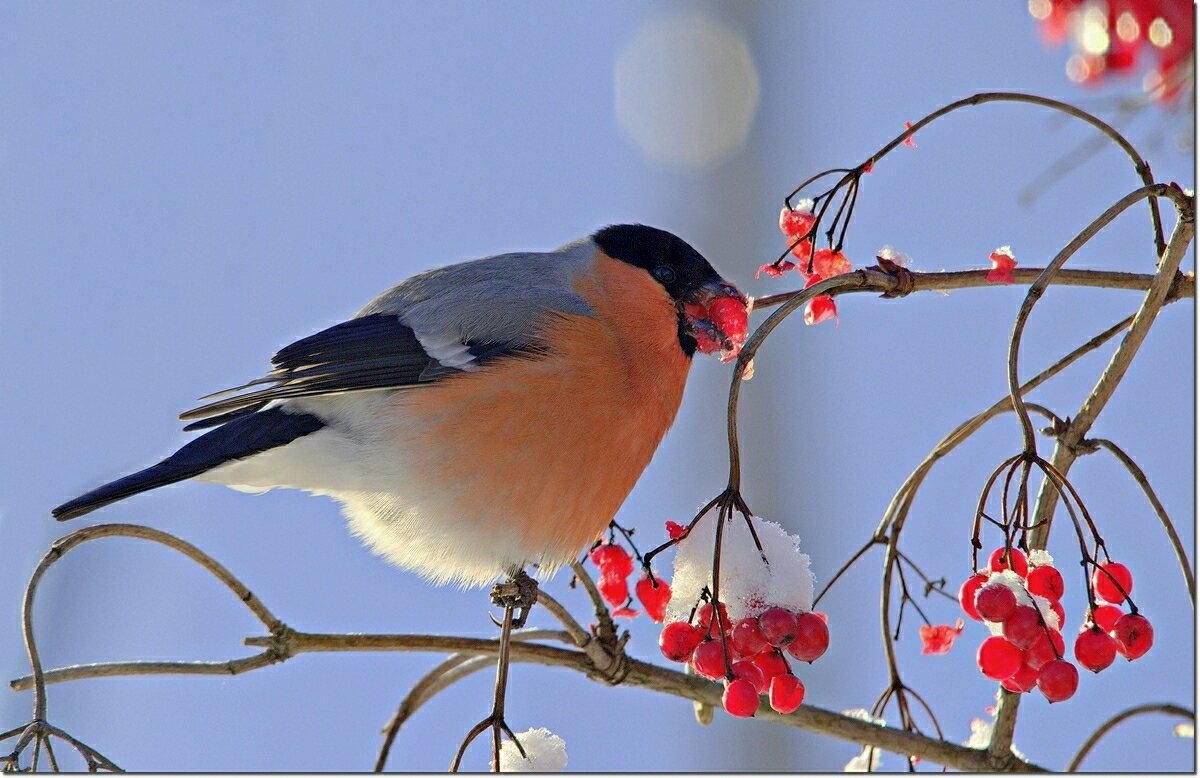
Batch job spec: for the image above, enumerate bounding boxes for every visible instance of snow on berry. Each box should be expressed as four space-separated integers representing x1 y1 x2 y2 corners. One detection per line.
919 618 964 655
779 205 816 241
635 573 671 622
986 246 1017 284
1027 549 1054 568
496 727 568 773
664 510 815 624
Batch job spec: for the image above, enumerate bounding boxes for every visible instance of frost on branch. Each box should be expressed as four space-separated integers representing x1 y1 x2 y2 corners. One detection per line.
496 728 568 773
664 510 815 622
841 708 886 772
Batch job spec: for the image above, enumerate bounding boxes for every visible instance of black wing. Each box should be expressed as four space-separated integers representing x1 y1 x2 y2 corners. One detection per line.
179 313 519 429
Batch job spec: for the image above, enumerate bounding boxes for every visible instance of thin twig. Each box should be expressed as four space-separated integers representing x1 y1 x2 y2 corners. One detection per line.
1090 438 1194 601
1066 703 1194 771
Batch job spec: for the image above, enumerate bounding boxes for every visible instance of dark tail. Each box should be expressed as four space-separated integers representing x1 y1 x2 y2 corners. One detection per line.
53 407 325 521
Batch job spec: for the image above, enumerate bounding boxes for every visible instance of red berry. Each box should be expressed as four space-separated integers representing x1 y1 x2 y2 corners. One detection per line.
730 618 768 657
696 601 730 636
589 543 633 579
1027 565 1064 601
811 247 852 277
778 207 816 240
1112 613 1154 660
1074 626 1118 673
1002 605 1043 650
1001 660 1040 693
659 621 704 662
722 678 760 718
597 574 628 608
1024 628 1066 670
665 520 687 539
1091 604 1123 632
958 573 989 621
708 296 749 343
635 575 671 623
768 674 806 714
758 607 799 647
975 583 1018 623
787 612 830 662
732 660 768 694
977 636 1023 680
1037 659 1079 702
1092 562 1134 604
691 640 728 680
751 649 790 682
989 547 1029 578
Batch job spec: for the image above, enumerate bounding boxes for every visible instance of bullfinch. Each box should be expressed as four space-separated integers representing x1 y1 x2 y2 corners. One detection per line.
53 225 748 587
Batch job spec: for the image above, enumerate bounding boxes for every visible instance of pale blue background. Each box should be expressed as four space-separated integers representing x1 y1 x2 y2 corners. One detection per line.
1 2 1194 772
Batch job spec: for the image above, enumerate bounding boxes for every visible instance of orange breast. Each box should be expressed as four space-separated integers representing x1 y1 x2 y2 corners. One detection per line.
394 251 691 568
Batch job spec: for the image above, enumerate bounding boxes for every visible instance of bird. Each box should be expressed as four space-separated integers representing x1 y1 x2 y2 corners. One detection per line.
52 224 748 589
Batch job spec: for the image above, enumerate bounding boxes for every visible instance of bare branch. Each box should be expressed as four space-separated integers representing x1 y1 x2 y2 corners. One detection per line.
1089 438 1194 601
1066 703 1194 771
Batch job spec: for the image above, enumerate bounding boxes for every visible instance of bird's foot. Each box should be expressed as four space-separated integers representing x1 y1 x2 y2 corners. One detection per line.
489 569 538 629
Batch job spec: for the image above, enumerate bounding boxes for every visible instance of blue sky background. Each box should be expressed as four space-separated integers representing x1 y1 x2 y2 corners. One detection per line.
1 2 1193 772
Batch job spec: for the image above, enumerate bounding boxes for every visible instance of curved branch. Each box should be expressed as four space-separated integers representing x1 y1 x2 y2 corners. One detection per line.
1090 438 1195 602
17 524 282 720
374 629 573 772
1066 703 1194 771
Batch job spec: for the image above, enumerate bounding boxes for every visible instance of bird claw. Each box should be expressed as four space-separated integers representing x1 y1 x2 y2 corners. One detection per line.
490 570 539 628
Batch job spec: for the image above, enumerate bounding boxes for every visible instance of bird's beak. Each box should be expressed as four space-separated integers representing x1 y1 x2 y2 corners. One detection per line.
682 279 750 362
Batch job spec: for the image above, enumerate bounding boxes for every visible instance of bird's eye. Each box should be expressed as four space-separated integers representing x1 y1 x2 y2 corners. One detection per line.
653 265 677 284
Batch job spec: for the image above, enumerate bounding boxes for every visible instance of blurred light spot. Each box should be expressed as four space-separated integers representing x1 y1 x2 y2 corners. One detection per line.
1066 53 1094 82
1079 6 1110 55
615 12 760 170
1027 0 1051 21
1148 17 1173 48
1115 11 1140 43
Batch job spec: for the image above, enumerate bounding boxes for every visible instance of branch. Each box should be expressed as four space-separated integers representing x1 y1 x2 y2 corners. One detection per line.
1089 438 1194 602
752 267 1194 310
992 187 1194 758
1066 703 1194 771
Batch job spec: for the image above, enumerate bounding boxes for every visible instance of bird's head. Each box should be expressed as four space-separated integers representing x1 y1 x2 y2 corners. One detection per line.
593 224 749 362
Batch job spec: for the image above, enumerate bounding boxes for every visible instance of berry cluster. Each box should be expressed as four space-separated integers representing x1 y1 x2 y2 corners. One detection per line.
683 294 750 363
1029 0 1194 103
589 542 671 622
760 203 853 326
659 602 828 717
958 548 1152 703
